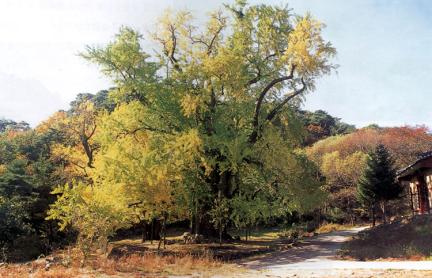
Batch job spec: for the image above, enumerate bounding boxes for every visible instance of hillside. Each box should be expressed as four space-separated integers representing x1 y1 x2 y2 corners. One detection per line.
341 215 432 260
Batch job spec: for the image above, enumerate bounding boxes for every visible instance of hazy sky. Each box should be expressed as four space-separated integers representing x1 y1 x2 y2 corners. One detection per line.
0 0 431 127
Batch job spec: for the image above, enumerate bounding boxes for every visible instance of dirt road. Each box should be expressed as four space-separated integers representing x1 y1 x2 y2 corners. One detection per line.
241 227 432 277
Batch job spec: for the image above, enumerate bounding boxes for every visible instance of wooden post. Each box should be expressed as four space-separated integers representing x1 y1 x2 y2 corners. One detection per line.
409 186 415 217
418 176 430 214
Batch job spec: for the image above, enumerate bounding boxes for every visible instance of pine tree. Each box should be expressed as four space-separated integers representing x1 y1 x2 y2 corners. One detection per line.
357 144 402 225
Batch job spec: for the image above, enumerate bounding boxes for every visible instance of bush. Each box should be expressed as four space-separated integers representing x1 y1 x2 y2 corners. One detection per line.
277 226 303 240
47 182 134 264
306 221 319 232
316 223 352 233
0 198 32 244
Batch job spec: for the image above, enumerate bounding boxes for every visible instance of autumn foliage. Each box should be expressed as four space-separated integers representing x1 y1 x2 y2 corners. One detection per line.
307 126 432 223
0 1 427 269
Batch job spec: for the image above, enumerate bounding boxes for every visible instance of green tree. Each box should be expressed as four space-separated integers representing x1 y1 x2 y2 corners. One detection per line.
69 90 116 113
297 109 355 145
0 124 68 258
209 196 229 245
0 197 32 254
0 160 33 199
0 119 30 133
319 151 368 224
47 181 133 263
357 144 403 225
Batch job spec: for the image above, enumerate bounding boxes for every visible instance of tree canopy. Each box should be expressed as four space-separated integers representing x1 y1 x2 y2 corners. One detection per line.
358 144 403 224
45 1 335 254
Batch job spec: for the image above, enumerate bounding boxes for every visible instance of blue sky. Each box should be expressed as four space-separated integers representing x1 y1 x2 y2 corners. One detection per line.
0 0 431 127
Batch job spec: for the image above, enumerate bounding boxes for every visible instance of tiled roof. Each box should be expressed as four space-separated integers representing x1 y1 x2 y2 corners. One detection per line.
397 151 432 177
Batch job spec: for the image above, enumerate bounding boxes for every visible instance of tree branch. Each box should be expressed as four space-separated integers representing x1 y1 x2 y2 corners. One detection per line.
246 67 261 86
168 25 182 72
207 24 224 55
248 65 296 143
155 25 182 73
266 78 306 122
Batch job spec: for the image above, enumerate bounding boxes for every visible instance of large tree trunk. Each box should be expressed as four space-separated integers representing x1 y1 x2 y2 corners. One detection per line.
197 166 234 239
149 218 162 243
142 221 147 243
219 224 223 246
151 219 154 244
190 204 201 234
380 201 387 224
157 215 167 250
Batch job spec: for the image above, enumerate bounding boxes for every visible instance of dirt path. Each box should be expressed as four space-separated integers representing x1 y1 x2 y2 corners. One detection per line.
240 227 432 277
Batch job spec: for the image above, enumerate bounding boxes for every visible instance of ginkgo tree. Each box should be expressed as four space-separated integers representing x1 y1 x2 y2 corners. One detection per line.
48 0 336 250
39 100 99 181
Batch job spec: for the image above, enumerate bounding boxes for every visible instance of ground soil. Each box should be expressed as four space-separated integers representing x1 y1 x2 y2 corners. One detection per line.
4 225 432 277
238 226 432 278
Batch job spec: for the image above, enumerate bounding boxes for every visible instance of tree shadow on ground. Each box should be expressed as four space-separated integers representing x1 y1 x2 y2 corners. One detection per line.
341 215 432 261
243 229 361 269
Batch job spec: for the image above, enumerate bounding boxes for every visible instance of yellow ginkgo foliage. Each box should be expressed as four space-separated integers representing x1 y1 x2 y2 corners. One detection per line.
285 14 336 77
48 1 335 254
47 181 132 262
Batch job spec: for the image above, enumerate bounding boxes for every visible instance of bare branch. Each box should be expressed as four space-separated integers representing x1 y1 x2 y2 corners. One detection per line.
188 29 210 48
168 25 178 64
188 12 226 56
207 26 224 56
155 25 182 72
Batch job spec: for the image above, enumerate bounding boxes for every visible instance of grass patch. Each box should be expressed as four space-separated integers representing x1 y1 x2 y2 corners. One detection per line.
0 251 242 277
109 234 292 261
340 215 432 261
237 227 283 241
1 224 339 277
316 223 356 234
0 226 293 277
